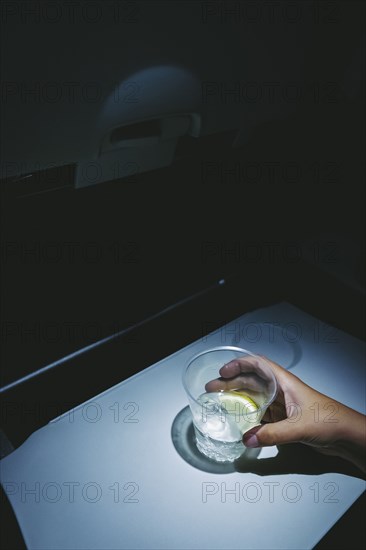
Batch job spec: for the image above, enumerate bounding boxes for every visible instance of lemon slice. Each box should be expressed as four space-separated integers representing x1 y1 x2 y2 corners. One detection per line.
217 391 260 437
218 391 259 414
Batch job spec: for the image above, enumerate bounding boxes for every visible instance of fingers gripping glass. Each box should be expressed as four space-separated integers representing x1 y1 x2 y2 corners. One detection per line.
182 346 278 462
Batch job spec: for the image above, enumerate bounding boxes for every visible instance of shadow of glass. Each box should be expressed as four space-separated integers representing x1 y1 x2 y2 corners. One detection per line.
234 443 366 480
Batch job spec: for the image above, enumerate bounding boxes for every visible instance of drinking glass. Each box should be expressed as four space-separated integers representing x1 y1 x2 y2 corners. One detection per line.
182 346 278 462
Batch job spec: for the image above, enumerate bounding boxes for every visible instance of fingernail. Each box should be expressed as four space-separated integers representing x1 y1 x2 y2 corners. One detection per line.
243 426 261 448
243 434 259 448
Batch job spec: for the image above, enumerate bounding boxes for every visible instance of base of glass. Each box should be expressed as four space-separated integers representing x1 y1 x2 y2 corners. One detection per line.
194 427 245 463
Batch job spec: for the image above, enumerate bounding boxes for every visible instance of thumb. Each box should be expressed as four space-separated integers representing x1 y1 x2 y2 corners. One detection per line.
243 420 302 448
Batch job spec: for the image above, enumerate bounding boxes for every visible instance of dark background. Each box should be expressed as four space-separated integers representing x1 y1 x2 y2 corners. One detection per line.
1 0 364 389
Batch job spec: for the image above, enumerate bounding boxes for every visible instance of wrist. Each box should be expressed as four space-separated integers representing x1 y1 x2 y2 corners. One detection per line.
334 407 366 473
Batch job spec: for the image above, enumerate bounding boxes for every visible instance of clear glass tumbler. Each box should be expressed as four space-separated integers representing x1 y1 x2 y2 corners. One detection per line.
183 346 278 462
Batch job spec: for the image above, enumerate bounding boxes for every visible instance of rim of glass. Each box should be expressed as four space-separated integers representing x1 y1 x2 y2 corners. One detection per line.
182 346 278 415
